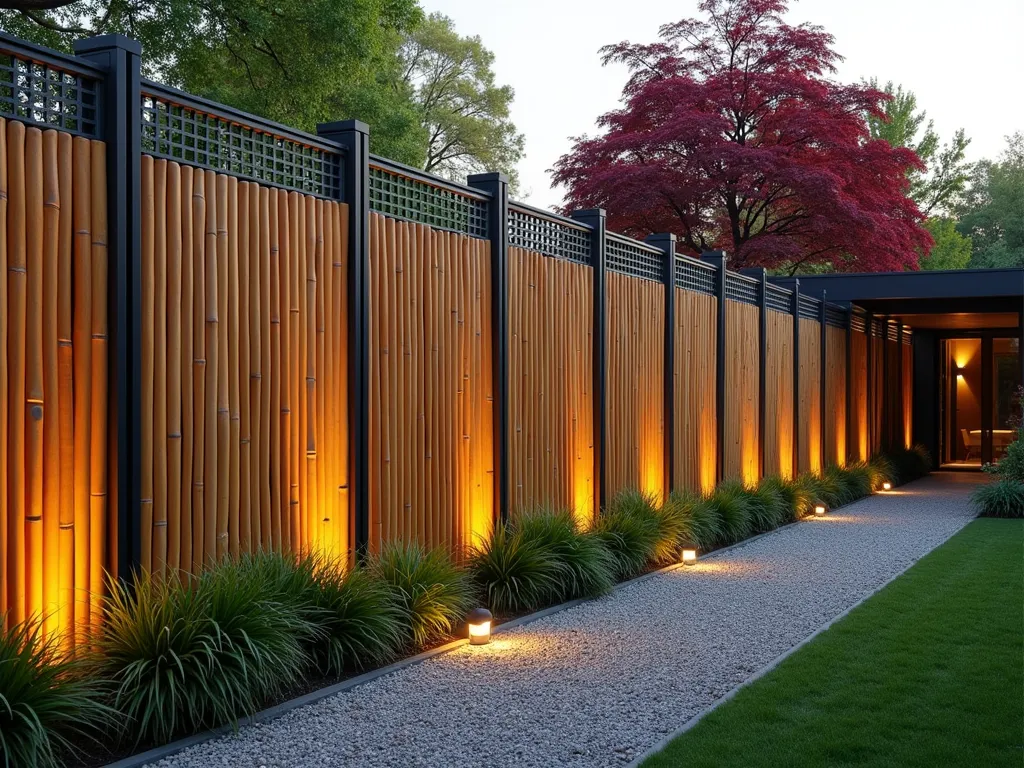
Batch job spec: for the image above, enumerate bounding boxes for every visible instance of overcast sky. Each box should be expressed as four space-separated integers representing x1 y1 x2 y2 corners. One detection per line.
425 0 1024 210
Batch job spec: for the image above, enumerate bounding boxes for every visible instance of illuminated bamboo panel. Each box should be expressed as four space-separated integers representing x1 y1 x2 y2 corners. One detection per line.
508 247 595 524
138 161 350 574
765 309 794 479
368 213 494 554
825 325 847 467
902 342 913 449
0 120 109 644
674 288 717 495
606 273 665 504
870 337 885 453
798 317 822 474
725 300 759 485
849 330 868 462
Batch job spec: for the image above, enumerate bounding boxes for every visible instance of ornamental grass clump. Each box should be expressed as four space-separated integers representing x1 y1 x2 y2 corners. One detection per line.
842 462 875 500
971 480 1024 518
592 490 662 579
868 453 896 489
514 508 616 602
0 618 113 768
706 481 753 544
745 479 790 532
468 523 557 615
758 476 800 525
369 541 475 648
94 564 314 746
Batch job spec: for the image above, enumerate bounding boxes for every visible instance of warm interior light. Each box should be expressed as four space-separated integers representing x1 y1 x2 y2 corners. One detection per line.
467 607 493 646
882 481 892 491
682 548 698 566
814 502 827 516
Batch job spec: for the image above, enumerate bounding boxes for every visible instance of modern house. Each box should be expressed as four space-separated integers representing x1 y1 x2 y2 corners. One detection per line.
775 269 1024 470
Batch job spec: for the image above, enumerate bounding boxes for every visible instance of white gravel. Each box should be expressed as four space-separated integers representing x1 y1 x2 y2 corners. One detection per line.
151 473 981 768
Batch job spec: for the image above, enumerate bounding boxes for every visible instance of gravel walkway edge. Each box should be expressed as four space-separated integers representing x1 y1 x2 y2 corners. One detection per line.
626 516 971 766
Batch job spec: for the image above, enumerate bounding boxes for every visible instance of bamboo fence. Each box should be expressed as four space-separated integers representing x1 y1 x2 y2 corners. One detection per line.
368 212 494 554
0 119 109 644
849 329 869 462
765 309 795 479
508 247 595 524
825 325 848 467
606 273 666 504
798 317 822 474
902 342 913 448
725 300 760 485
673 288 718 495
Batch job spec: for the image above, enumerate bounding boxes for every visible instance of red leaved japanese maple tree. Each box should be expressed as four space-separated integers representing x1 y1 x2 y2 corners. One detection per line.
552 0 931 272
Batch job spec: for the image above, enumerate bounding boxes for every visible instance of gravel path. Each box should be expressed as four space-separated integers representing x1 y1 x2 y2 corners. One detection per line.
153 473 982 768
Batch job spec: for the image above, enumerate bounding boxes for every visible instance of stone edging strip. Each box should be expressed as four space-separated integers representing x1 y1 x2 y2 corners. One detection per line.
101 508 836 767
625 514 971 767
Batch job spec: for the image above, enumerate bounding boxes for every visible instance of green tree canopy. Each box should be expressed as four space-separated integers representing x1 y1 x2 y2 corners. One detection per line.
866 79 971 216
956 133 1024 268
0 1 423 165
919 217 972 270
399 13 524 189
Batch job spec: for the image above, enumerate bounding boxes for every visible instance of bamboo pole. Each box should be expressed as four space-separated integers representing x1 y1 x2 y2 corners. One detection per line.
247 183 263 548
269 188 283 549
25 127 44 625
368 213 379 551
191 169 206 572
302 195 315 552
314 199 325 553
8 119 27 626
179 165 194 572
225 176 240 558
140 156 154 573
215 174 229 559
332 204 347 558
319 201 332 555
56 131 73 642
397 221 409 543
70 135 91 629
203 171 218 564
436 232 449 545
41 130 60 639
88 141 108 621
0 118 7 629
277 189 291 550
166 162 182 572
291 193 304 549
153 160 168 577
237 182 251 554
259 187 272 547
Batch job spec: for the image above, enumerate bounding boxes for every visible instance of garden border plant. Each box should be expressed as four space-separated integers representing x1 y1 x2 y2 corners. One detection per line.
0 445 929 767
972 428 1024 518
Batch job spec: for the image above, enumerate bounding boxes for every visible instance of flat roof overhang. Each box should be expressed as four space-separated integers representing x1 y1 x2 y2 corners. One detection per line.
770 268 1024 331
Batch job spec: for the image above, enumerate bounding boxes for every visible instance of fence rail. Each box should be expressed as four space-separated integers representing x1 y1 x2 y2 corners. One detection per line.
0 29 916 646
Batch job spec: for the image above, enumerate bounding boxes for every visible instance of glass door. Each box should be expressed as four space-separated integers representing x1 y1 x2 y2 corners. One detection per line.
940 336 1021 468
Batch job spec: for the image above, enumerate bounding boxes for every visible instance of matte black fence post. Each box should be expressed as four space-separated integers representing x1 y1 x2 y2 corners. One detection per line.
792 279 801 476
468 173 510 524
866 312 874 454
701 251 727 485
73 34 143 581
572 209 608 512
741 268 768 481
317 120 370 562
647 233 677 495
846 308 853 464
820 291 827 467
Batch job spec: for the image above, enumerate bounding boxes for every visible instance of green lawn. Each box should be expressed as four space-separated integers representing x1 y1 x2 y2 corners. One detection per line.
643 519 1024 768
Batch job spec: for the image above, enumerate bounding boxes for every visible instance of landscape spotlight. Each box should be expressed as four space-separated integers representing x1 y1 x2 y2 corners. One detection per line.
882 481 892 491
467 607 493 646
813 501 828 516
681 548 698 566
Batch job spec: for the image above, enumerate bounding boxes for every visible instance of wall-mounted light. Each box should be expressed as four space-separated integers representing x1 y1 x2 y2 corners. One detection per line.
467 608 493 646
882 481 892 491
813 501 828 516
681 548 698 566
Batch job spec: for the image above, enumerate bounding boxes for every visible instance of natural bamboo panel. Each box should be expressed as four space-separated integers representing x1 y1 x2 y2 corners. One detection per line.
368 213 494 554
885 338 902 450
674 288 717 495
508 247 595 524
870 337 885 454
849 330 869 462
765 310 794 479
606 273 665 504
798 317 822 474
825 325 847 467
902 343 913 449
140 158 350 577
725 300 759 485
1 119 110 646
